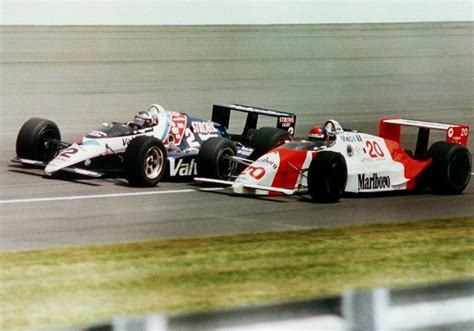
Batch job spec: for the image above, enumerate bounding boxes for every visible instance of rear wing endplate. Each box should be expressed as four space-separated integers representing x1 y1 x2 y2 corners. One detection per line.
379 118 469 155
212 104 296 136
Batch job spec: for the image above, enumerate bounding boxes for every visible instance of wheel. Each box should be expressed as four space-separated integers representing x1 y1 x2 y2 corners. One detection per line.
16 118 61 161
124 136 167 187
197 137 237 180
248 127 292 160
428 141 471 194
307 151 347 203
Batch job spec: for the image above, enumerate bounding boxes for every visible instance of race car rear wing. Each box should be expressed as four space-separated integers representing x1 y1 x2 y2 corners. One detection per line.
379 118 469 155
212 104 296 137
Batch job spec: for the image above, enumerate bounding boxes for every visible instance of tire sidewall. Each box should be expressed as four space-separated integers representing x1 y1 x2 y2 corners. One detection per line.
197 137 237 180
16 118 61 161
428 141 471 194
124 136 167 187
308 151 347 203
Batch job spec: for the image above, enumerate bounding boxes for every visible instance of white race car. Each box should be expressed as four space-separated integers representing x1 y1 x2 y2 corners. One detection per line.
12 104 296 187
196 118 471 201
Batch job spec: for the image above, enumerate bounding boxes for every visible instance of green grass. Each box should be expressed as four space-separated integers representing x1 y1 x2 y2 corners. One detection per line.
1 217 473 329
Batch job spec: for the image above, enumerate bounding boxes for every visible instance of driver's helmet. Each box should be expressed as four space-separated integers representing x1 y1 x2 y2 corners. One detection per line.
133 111 154 127
133 105 162 127
308 125 328 141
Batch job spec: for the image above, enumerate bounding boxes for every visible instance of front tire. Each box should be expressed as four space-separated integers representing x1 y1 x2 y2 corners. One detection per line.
307 151 347 203
124 136 167 187
197 137 237 180
16 118 61 161
428 141 471 194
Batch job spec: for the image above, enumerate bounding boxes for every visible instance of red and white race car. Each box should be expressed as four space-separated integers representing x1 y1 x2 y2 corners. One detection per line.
195 118 471 202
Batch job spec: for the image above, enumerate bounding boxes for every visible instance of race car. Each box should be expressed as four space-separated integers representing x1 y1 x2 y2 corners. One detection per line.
11 104 296 186
195 118 471 202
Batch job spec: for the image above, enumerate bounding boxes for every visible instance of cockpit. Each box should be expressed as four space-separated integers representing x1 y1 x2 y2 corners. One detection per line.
307 120 341 142
130 104 166 129
281 119 343 151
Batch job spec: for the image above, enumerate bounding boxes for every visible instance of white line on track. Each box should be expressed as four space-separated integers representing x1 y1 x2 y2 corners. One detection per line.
0 187 224 205
3 174 473 205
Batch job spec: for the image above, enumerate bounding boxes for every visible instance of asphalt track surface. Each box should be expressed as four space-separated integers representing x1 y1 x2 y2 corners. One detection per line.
1 23 473 252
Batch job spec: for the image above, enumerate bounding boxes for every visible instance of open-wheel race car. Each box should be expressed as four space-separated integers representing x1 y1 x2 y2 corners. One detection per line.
195 118 471 201
11 104 296 187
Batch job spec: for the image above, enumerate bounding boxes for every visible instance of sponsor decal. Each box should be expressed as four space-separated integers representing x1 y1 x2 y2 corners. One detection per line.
169 158 197 177
165 112 187 145
277 116 296 135
191 121 218 134
448 127 454 138
278 116 295 130
279 116 295 124
347 145 354 157
122 137 134 146
358 173 391 190
238 146 253 157
446 126 469 145
256 156 278 170
340 134 363 143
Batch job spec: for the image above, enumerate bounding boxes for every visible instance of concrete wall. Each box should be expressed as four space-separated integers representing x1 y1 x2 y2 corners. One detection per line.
2 1 472 25
1 23 472 147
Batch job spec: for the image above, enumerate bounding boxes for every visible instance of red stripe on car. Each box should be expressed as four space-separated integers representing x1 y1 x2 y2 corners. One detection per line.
383 139 432 190
269 147 309 195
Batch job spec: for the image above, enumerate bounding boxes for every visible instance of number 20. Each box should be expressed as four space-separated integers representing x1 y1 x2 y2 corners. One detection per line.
365 141 384 158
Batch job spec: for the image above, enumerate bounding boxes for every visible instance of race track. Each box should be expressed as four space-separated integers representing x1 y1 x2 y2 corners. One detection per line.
1 23 473 251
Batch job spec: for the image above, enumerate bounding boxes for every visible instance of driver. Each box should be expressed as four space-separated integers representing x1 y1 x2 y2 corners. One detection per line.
307 125 336 141
132 107 160 128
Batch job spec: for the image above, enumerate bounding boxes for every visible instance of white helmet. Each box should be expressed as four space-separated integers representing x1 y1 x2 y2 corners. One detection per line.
134 111 154 127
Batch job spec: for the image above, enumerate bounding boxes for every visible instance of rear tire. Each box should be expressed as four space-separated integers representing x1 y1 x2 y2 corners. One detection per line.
197 137 237 180
248 127 292 160
307 152 347 203
124 136 167 187
428 141 471 194
16 118 61 161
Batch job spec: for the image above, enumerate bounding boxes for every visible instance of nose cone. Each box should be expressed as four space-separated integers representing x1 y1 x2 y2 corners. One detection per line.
44 140 103 175
44 159 63 175
231 147 310 195
231 151 281 195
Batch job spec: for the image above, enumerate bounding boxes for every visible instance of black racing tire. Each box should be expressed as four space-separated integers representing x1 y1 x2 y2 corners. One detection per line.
307 151 347 203
248 127 292 160
197 137 237 180
124 136 167 187
16 118 61 161
428 141 471 194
